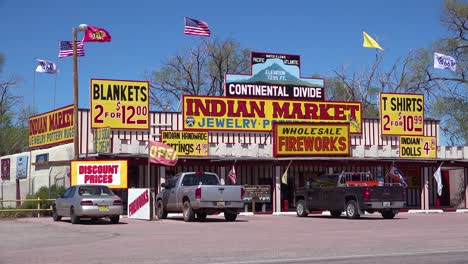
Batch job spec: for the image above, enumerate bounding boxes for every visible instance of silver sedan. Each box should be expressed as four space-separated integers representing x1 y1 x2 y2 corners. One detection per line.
52 185 123 224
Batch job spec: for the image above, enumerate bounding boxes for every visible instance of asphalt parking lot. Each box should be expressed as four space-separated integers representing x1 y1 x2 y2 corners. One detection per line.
2 212 468 264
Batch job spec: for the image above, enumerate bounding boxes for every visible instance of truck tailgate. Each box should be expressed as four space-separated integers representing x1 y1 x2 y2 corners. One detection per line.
200 186 243 202
369 186 405 201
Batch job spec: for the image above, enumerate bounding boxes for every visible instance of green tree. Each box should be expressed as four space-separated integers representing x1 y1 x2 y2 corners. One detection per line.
147 37 250 110
0 54 30 155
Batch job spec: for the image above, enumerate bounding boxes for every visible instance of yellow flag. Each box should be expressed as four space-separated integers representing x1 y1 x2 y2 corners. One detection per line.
281 169 288 184
363 31 384 51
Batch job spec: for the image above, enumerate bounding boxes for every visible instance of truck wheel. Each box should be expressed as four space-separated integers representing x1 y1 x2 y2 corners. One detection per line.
330 210 342 218
381 211 396 219
345 200 360 219
224 212 237 222
156 200 168 219
183 201 195 222
296 200 308 217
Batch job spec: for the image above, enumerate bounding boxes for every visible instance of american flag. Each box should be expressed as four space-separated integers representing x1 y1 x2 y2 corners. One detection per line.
227 165 237 185
58 41 84 58
184 17 211 37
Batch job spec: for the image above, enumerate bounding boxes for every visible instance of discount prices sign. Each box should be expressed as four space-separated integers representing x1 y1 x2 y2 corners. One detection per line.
399 136 437 159
71 160 128 189
380 93 424 136
273 122 350 157
91 79 149 130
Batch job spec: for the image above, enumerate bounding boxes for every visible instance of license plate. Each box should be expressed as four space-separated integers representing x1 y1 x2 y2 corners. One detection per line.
98 205 109 211
216 202 225 207
383 202 391 207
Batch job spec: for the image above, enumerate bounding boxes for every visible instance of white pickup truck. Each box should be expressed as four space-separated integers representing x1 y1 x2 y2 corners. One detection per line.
155 172 245 222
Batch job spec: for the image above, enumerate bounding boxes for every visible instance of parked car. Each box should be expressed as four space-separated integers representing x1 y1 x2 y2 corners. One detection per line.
156 171 245 222
295 171 406 219
52 184 123 224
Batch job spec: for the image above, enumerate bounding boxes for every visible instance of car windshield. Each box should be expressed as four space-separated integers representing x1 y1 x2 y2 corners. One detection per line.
181 173 219 186
78 186 114 196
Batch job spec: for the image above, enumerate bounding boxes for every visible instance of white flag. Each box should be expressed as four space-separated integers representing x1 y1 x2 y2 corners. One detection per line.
433 165 443 196
35 59 58 74
434 53 457 72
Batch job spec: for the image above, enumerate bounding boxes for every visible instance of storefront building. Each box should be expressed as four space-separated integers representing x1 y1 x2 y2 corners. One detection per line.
1 51 467 213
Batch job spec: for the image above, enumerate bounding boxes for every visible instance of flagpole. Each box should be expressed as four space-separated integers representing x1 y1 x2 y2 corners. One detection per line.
32 70 36 111
53 72 57 109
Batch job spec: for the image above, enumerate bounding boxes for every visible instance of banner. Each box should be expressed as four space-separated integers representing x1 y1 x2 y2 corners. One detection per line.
183 95 362 134
161 130 208 156
71 160 128 189
29 105 74 149
399 136 437 159
380 93 424 136
16 156 28 179
1 158 10 180
127 188 151 220
434 52 456 72
273 123 350 157
91 79 149 129
149 141 178 166
225 52 324 100
94 127 111 154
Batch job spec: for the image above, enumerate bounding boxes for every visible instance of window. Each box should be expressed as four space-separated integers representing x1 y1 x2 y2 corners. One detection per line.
181 173 219 186
79 186 114 196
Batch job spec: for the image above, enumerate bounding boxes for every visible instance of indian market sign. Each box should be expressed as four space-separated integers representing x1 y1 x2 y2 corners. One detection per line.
183 95 362 134
225 52 324 100
28 105 74 149
273 123 350 157
91 79 149 130
161 130 209 157
399 136 437 159
380 93 424 136
94 127 111 154
71 160 128 189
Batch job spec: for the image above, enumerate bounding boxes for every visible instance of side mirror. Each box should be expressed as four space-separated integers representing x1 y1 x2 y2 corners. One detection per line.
161 183 166 188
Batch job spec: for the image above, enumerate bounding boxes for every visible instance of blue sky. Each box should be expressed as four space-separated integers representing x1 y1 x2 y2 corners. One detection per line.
1 0 446 114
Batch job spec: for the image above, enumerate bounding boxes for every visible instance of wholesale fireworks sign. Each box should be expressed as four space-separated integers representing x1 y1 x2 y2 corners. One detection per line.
225 52 324 100
380 93 424 136
161 130 209 156
29 105 74 149
91 79 149 130
273 123 350 157
71 160 128 189
183 95 362 134
399 136 437 159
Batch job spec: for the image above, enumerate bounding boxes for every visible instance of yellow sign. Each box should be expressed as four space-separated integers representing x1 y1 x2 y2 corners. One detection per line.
29 105 74 149
161 131 209 156
380 93 424 135
183 95 362 134
91 79 149 130
399 136 437 159
274 123 350 157
71 160 128 189
94 127 111 154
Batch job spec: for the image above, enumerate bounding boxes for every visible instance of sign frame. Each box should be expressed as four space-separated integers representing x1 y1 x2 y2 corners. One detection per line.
90 78 150 130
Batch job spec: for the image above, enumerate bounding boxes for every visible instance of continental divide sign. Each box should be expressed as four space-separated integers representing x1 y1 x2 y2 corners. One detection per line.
29 105 74 149
183 95 362 134
225 52 324 100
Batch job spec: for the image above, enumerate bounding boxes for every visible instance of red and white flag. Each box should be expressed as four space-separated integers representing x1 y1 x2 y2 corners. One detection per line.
83 25 112 42
227 165 237 184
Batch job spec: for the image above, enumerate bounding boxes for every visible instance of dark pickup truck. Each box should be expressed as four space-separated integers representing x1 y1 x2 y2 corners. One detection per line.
295 172 406 219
